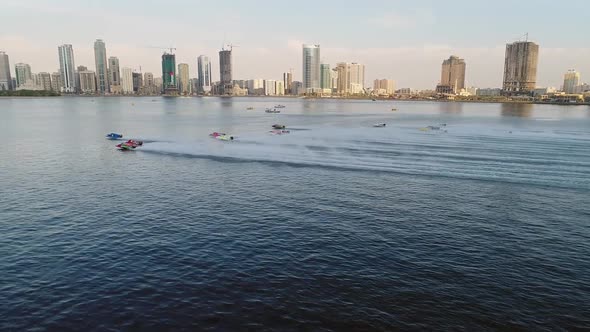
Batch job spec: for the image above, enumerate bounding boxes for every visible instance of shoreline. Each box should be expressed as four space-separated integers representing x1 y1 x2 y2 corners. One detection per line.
1 94 588 106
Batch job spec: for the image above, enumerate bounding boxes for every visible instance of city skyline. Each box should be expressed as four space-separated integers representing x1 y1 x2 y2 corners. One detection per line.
2 0 589 89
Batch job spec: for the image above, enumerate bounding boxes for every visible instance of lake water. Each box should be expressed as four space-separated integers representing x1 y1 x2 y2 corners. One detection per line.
1 97 589 331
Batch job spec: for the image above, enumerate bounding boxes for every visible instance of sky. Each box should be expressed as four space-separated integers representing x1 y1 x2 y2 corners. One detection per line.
1 0 589 89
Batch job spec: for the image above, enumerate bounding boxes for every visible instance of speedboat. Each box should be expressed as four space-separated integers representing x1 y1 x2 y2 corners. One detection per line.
373 123 386 127
216 135 234 141
106 133 123 140
270 130 290 135
274 104 286 108
209 132 226 138
116 140 142 150
391 108 397 111
272 124 286 129
247 107 254 110
265 108 280 113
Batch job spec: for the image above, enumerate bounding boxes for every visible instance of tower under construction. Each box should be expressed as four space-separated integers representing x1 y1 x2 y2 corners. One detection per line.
161 51 178 95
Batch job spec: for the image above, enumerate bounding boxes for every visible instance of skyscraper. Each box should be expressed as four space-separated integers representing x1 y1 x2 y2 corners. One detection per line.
373 79 395 95
336 62 365 95
302 44 320 93
58 44 76 93
161 52 177 94
320 63 331 89
0 51 13 90
283 71 292 95
15 63 33 87
79 70 97 93
94 39 109 94
437 55 466 94
108 56 121 93
144 72 154 86
219 48 233 95
197 55 212 94
177 63 190 95
502 41 539 95
75 65 87 92
121 67 133 94
563 70 580 94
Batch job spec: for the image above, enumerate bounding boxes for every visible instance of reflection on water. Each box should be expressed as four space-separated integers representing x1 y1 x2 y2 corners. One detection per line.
501 103 533 117
440 101 463 114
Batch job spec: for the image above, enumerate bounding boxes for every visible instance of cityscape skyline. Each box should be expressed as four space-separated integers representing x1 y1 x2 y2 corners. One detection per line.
2 0 589 89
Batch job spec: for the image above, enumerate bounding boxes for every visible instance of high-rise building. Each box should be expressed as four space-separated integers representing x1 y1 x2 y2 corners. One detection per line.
15 63 33 87
0 51 12 90
247 79 264 95
37 72 52 90
58 44 76 93
50 72 61 92
75 65 87 92
132 72 142 92
502 41 539 95
177 63 190 95
219 48 233 95
108 56 120 93
336 62 365 95
79 70 97 93
563 70 580 94
437 55 465 94
283 71 292 95
302 44 320 93
154 77 163 93
320 63 331 89
275 80 285 96
161 52 177 94
94 39 109 94
121 67 134 94
264 80 276 96
373 79 395 95
197 55 212 94
144 72 154 86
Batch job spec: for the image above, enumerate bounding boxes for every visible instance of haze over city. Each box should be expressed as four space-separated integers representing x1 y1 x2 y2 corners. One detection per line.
2 0 590 89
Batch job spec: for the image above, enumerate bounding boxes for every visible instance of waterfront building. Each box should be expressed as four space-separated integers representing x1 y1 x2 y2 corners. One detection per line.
197 55 212 94
15 63 33 87
37 72 52 90
563 70 580 94
50 72 61 92
121 67 134 94
75 65 87 92
144 72 154 87
79 70 97 93
283 71 292 95
177 63 190 95
502 41 539 95
336 62 365 95
162 52 177 94
108 56 121 93
247 79 264 95
219 47 233 95
302 44 320 93
132 72 142 92
477 88 503 97
154 77 163 93
264 80 276 96
320 63 331 90
436 55 466 94
275 81 285 96
373 79 395 95
58 44 77 93
0 51 12 90
94 39 109 94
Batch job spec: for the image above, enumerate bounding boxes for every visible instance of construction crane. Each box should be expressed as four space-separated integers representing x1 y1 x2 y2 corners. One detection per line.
145 46 177 54
224 44 239 51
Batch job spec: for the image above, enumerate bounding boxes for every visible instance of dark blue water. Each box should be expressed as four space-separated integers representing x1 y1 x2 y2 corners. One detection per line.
1 97 589 331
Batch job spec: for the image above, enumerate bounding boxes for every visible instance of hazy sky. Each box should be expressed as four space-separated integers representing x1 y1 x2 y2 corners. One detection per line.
2 0 589 89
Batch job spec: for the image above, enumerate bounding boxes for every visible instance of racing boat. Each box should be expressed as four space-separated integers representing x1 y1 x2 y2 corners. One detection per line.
265 108 280 113
373 123 386 127
270 130 290 135
216 135 234 141
272 124 286 129
209 132 226 138
274 104 286 108
106 133 123 140
116 139 143 150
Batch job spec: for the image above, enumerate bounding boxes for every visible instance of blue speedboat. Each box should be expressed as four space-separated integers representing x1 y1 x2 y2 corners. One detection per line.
106 133 123 140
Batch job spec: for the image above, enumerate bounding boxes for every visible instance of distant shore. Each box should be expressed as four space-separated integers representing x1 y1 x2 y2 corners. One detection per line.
2 92 589 106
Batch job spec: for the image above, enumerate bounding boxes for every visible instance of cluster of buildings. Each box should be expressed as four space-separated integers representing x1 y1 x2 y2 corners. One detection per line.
0 37 588 102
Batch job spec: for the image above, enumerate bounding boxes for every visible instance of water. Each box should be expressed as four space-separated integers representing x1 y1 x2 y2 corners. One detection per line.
1 97 589 331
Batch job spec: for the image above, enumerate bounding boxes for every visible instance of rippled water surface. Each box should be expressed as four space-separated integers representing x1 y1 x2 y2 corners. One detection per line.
1 97 589 331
